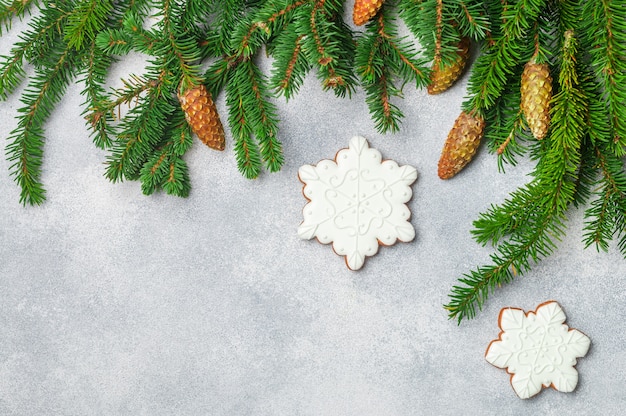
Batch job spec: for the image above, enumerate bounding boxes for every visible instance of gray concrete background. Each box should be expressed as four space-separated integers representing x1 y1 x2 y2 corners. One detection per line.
1 11 625 416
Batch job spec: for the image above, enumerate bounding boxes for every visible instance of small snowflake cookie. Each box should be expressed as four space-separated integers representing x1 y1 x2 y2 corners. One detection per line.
485 301 591 399
298 136 417 270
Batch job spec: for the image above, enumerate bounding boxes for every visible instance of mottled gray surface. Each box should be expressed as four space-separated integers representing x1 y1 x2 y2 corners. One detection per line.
1 17 626 416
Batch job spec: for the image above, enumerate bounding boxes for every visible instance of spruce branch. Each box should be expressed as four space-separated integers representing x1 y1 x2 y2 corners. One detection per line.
455 0 490 39
157 0 203 89
302 0 357 96
581 0 626 156
94 28 135 55
582 146 626 254
446 199 564 322
446 29 587 323
2 0 497 202
1 0 625 319
104 71 173 183
64 0 113 50
0 0 38 35
484 69 529 170
0 6 73 98
356 8 428 132
463 0 544 113
21 5 74 65
269 31 308 99
79 41 115 149
6 47 76 205
225 60 265 179
139 116 193 197
243 60 283 173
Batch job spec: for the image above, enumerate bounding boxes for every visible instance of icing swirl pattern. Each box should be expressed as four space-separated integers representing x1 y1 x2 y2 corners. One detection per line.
298 136 417 270
485 301 591 399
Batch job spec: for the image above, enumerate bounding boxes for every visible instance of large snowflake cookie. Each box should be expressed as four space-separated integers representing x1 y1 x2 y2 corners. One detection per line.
298 136 417 270
485 301 591 399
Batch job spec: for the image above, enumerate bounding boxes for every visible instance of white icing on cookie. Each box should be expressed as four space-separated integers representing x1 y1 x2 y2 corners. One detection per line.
485 301 591 399
298 136 417 270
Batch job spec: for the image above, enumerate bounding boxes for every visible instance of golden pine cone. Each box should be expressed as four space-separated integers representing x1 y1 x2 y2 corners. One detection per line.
438 111 485 179
353 0 385 26
520 60 552 140
178 84 225 151
428 37 471 95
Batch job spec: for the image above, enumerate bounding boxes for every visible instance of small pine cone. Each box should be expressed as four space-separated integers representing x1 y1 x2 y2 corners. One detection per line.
353 0 385 26
178 84 225 151
428 37 471 95
438 111 486 179
520 60 552 140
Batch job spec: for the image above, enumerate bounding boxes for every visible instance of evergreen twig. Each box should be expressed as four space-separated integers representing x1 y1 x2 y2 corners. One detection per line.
0 1 625 325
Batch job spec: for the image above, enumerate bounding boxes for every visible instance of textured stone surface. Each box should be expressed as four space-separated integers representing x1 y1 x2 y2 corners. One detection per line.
1 18 625 416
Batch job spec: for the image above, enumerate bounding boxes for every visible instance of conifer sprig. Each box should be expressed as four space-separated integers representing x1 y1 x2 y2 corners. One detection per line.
64 0 113 51
356 8 429 132
1 1 626 327
446 29 589 323
0 0 38 35
80 42 114 149
580 0 626 156
6 47 76 205
1 0 483 201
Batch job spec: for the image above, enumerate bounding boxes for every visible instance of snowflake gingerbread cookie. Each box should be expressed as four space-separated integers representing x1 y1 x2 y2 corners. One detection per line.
298 136 417 270
485 301 591 399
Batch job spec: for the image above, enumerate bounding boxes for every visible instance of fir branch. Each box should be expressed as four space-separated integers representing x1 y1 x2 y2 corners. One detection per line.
169 116 193 157
463 0 544 112
401 0 484 66
139 107 193 196
79 40 115 148
300 0 357 96
105 73 175 182
270 30 308 100
0 42 25 99
235 0 307 59
455 0 489 40
242 60 283 173
140 135 191 197
500 0 546 40
485 79 529 171
21 5 73 65
97 8 159 57
204 56 232 98
447 199 563 322
0 0 38 35
211 1 310 97
356 9 427 133
471 183 545 247
209 0 247 57
226 82 262 179
90 73 159 124
433 0 444 62
140 141 172 195
63 0 113 50
447 30 587 323
225 60 267 179
582 146 626 253
581 0 626 156
156 0 203 89
162 154 190 196
0 6 72 98
6 46 77 205
95 28 135 55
